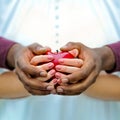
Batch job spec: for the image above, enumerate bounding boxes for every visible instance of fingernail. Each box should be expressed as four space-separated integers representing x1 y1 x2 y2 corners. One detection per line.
47 86 54 90
69 49 79 57
49 69 56 75
40 71 47 76
48 55 54 60
62 78 68 83
58 59 64 64
55 73 61 78
53 79 58 84
57 79 62 84
57 88 63 93
55 65 61 70
48 63 54 68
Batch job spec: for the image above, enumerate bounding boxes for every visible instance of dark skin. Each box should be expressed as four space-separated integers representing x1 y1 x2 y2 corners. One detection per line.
7 43 55 95
55 42 115 95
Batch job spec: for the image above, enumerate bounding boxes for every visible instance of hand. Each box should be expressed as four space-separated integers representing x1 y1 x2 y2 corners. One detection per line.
54 57 83 95
57 42 115 95
30 52 57 94
7 43 55 95
53 49 83 95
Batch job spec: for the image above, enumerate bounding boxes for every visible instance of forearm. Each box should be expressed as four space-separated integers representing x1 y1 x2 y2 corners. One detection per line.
7 43 24 69
84 72 120 101
0 71 30 99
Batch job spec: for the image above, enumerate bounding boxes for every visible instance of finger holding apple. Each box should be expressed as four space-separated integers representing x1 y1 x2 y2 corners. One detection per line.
53 57 84 94
28 52 57 94
54 48 83 80
30 49 82 81
29 48 83 95
30 54 54 66
48 49 83 93
58 58 83 67
46 49 76 67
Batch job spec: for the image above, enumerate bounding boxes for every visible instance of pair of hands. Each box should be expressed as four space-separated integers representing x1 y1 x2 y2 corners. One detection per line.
11 42 114 95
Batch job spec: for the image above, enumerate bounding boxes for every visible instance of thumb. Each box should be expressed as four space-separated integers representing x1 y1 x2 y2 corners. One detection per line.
60 42 79 51
68 49 79 57
28 43 51 55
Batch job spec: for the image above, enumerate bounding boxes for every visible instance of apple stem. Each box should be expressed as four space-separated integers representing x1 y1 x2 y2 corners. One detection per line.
56 50 59 53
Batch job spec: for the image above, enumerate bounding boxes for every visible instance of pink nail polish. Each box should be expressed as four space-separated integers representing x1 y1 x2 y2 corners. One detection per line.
55 65 61 70
48 55 54 60
48 63 54 68
53 79 58 84
49 70 56 75
55 73 61 78
57 79 62 84
58 59 64 64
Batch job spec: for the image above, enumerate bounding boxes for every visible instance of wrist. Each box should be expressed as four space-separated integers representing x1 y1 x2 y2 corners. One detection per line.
95 46 115 71
7 44 24 69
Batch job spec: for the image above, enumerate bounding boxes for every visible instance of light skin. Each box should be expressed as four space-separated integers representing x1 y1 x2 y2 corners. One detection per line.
84 71 120 101
0 71 29 99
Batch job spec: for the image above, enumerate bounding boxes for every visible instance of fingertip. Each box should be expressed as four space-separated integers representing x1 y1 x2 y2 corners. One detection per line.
40 71 47 77
44 46 51 52
35 47 50 54
52 78 58 84
57 79 62 84
60 45 68 51
30 59 36 65
49 69 56 76
69 49 79 57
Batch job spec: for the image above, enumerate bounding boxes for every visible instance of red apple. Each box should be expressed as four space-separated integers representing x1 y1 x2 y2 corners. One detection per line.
46 50 74 67
46 50 75 85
